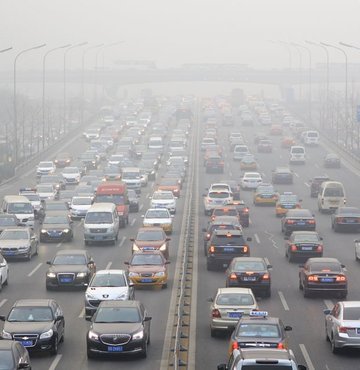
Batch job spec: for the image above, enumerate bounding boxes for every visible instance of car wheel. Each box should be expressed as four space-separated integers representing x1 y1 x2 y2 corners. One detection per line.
299 278 303 290
206 261 213 271
303 287 310 298
356 249 359 261
210 328 217 337
162 283 167 289
4 273 8 286
287 252 293 263
331 335 339 354
27 251 32 261
50 336 58 355
87 348 95 359
325 327 330 342
59 329 64 343
264 287 271 298
333 224 339 232
140 342 147 358
0 278 2 292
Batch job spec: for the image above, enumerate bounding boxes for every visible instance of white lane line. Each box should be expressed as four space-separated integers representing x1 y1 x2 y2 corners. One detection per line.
105 261 112 270
139 204 144 211
119 236 126 247
294 172 299 178
278 291 290 311
49 354 62 370
28 263 43 277
299 344 315 370
131 218 136 226
0 299 7 308
304 182 310 187
56 242 62 248
78 308 85 318
324 299 333 310
254 233 260 244
325 365 331 370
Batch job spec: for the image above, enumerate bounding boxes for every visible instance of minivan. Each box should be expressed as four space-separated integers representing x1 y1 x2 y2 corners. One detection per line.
289 145 306 164
318 181 346 213
1 195 35 227
302 130 319 146
84 203 120 245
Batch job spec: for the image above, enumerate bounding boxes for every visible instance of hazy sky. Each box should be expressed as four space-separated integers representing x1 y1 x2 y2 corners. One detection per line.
1 0 360 70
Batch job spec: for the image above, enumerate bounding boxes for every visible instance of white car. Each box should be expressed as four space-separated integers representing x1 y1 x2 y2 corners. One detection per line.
61 167 81 185
108 154 125 166
70 196 92 219
150 191 177 214
0 253 9 289
36 184 58 200
142 208 173 234
19 189 43 216
208 183 232 194
83 128 100 141
240 172 263 190
233 145 250 160
203 190 233 215
289 145 306 164
201 137 216 151
84 269 135 317
36 161 56 177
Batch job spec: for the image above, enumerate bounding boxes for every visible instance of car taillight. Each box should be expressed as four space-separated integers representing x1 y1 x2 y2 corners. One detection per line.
211 216 215 221
277 342 285 349
308 220 316 224
290 244 297 251
336 217 343 223
212 309 221 318
243 208 249 214
231 341 239 350
230 273 237 280
307 275 318 281
286 220 295 224
338 327 351 333
209 245 215 253
243 245 249 253
336 275 347 282
317 245 323 252
262 273 270 280
206 233 211 239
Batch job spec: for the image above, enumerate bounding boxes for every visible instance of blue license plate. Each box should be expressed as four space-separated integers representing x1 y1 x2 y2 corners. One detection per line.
143 247 155 251
4 251 15 255
94 235 102 240
107 346 123 352
242 276 256 281
228 312 242 318
20 340 32 347
60 278 73 283
346 219 356 223
297 222 305 226
141 278 153 283
301 246 313 251
321 278 334 283
223 247 235 252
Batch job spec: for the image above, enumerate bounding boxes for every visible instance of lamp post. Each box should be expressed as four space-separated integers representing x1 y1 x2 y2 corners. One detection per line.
63 42 88 134
42 44 71 149
81 44 103 124
321 42 348 146
14 43 46 165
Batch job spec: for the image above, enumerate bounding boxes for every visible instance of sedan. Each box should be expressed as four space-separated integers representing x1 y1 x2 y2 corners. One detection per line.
54 152 72 168
86 300 151 358
240 155 258 171
46 249 96 290
331 207 360 232
240 172 263 190
156 178 181 198
253 183 278 206
40 213 73 242
272 167 293 184
142 208 173 234
257 139 273 153
324 153 341 168
0 340 31 370
285 231 323 262
0 228 38 260
0 299 65 355
324 301 360 353
281 209 316 236
299 257 347 298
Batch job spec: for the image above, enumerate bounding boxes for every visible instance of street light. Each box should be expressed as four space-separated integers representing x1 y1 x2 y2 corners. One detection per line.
42 44 71 149
14 43 46 165
63 42 88 133
81 44 104 123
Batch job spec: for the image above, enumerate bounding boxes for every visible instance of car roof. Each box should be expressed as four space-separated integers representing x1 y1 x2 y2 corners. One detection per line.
214 229 242 236
340 301 360 308
307 257 340 264
217 287 254 295
231 257 266 263
239 348 293 360
99 300 141 308
55 249 87 256
14 299 53 307
94 269 126 275
239 316 280 325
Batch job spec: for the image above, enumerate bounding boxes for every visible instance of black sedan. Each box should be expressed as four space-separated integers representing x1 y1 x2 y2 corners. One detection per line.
331 207 360 232
272 167 293 184
128 189 140 212
324 153 341 168
298 257 347 298
40 212 73 242
46 249 96 290
0 340 31 370
281 209 316 236
86 300 151 359
309 175 330 197
225 257 272 297
0 299 65 355
285 231 323 262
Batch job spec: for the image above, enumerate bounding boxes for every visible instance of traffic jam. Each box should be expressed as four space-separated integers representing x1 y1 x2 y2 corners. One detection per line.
0 94 360 370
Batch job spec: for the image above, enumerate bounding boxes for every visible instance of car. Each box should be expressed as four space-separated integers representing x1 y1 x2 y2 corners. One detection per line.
46 249 96 290
253 133 268 145
257 139 273 153
150 190 177 214
240 155 258 171
0 253 9 290
233 145 250 161
331 207 360 232
69 196 92 219
289 145 306 164
201 137 217 151
0 214 19 234
253 183 278 206
128 189 140 213
309 175 330 197
210 206 240 223
298 257 347 298
228 311 292 354
272 167 293 184
125 250 170 288
0 299 65 355
225 257 272 297
39 174 66 191
36 183 58 201
275 192 301 217
61 166 81 185
40 212 73 242
227 201 250 227
205 155 225 173
221 180 241 200
324 301 360 353
229 133 244 149
86 300 151 358
142 208 173 234
36 161 56 177
85 269 135 317
156 178 181 198
208 287 258 336
58 189 76 207
0 340 31 370
240 172 263 190
203 190 233 216
281 136 296 148
19 188 44 219
270 124 283 135
54 152 72 168
285 231 323 262
208 183 232 193
324 153 341 168
103 165 122 182
206 230 251 271
281 209 316 236
0 228 38 260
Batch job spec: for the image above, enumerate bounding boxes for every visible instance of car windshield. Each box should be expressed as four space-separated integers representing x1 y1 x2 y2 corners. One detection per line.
136 230 164 241
37 185 53 192
208 192 230 199
343 307 360 320
23 194 40 202
94 307 140 323
153 192 173 200
40 176 60 183
287 210 311 217
279 194 297 203
39 162 53 168
131 254 163 265
8 307 53 322
7 203 32 214
46 203 67 210
62 168 79 174
0 350 14 368
216 293 254 306
309 262 341 273
324 187 344 197
293 233 319 243
241 366 292 370
95 195 124 205
257 185 274 193
72 197 92 205
91 273 126 287
85 212 113 224
0 230 28 240
53 255 86 265
292 147 304 153
0 218 17 226
123 172 140 179
237 323 280 338
145 210 169 218
160 179 177 186
44 216 68 224
233 261 266 271
338 207 359 214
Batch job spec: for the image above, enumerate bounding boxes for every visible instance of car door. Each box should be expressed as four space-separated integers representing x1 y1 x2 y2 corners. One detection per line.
0 254 6 283
30 231 37 255
326 303 340 339
53 302 65 339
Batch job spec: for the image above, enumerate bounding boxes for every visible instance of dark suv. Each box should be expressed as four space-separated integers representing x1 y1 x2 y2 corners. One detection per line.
206 230 251 271
309 175 330 197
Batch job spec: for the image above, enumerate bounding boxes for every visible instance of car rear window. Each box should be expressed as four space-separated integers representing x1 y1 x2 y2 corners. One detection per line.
343 307 360 320
212 235 246 245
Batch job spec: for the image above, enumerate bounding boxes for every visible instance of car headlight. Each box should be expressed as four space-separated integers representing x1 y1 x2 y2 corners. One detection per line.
41 229 47 233
85 293 96 300
47 272 56 278
108 227 114 233
129 272 139 277
2 330 12 339
19 245 30 250
77 272 87 278
28 217 34 221
88 330 99 341
116 292 127 299
159 243 167 251
40 329 53 339
84 227 90 233
63 229 70 233
132 244 140 251
132 330 144 340
155 271 165 277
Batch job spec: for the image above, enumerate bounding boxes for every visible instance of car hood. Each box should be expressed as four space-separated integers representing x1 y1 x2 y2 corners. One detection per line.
49 265 88 274
0 239 29 247
134 240 165 248
5 321 53 334
129 265 166 274
42 223 69 230
86 286 129 299
143 218 172 224
91 322 142 335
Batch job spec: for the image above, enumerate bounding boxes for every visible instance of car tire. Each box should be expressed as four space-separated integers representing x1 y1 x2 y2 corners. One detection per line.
0 278 2 292
303 287 310 298
287 252 293 263
4 273 8 286
140 342 147 358
331 335 339 354
162 283 167 289
299 278 303 290
356 249 359 261
333 224 339 232
50 336 58 355
27 251 32 261
325 327 330 342
84 240 89 246
206 261 213 271
87 348 95 359
210 328 217 337
264 287 271 298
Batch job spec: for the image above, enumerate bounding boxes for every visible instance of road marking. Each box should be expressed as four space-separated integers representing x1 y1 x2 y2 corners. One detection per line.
28 263 43 277
49 354 62 370
304 182 310 187
278 291 290 311
78 308 85 318
119 236 126 247
254 233 260 244
265 231 278 249
105 261 112 270
0 299 7 308
294 172 299 178
324 299 333 310
56 242 62 248
131 218 136 226
139 204 144 211
249 218 252 225
299 344 315 370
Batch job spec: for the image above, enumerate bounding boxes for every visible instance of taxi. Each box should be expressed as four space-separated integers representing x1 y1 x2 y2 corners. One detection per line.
270 124 283 135
142 208 173 234
156 178 181 198
210 206 240 222
275 192 301 217
228 311 292 357
240 155 258 171
281 136 296 148
253 183 278 206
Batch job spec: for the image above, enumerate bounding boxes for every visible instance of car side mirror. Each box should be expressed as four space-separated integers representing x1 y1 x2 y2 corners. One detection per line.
46 261 52 265
299 264 304 268
124 261 129 265
323 309 331 315
144 316 152 322
202 228 207 232
284 325 292 331
0 315 5 321
166 237 171 241
284 236 289 240
341 264 346 268
129 238 135 242
56 315 64 321
85 316 92 321
246 237 252 242
217 365 228 370
267 265 272 269
355 239 360 243
297 365 307 370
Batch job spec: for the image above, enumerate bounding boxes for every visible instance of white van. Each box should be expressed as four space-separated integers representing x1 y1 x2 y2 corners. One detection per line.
302 130 319 146
84 203 119 245
2 195 35 227
289 145 306 164
318 181 346 213
148 136 164 150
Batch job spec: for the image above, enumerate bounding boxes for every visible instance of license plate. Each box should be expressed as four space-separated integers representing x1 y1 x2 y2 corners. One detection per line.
20 340 32 347
4 251 15 255
94 235 102 240
321 278 334 283
297 222 305 226
346 219 356 223
107 346 123 352
242 276 256 281
228 312 242 318
223 247 235 252
141 278 153 283
60 278 73 283
143 247 155 251
301 246 313 251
